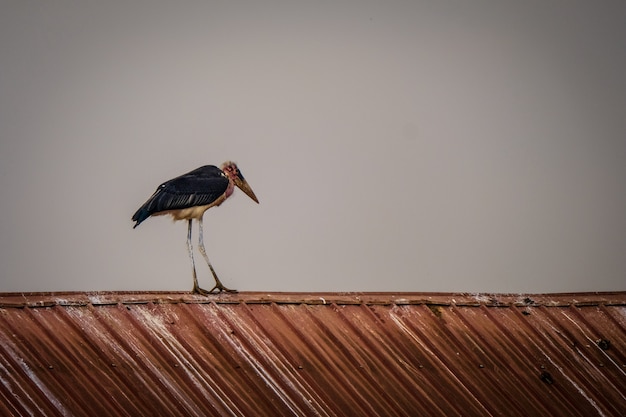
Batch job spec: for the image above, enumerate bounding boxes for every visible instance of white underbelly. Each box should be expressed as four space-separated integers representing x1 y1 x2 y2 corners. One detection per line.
155 194 226 221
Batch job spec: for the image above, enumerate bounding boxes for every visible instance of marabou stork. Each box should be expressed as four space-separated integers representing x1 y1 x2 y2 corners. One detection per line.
132 161 259 294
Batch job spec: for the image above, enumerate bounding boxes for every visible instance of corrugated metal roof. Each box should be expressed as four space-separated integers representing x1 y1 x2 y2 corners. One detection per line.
0 291 624 416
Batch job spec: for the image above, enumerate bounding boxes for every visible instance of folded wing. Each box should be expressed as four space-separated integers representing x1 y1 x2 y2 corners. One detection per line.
132 165 229 228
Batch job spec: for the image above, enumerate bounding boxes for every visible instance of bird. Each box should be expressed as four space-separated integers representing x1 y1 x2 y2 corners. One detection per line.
132 161 259 295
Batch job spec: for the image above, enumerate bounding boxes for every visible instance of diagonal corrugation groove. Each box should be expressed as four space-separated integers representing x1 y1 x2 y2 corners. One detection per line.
171 302 262 416
131 302 246 417
193 302 296 416
262 303 343 416
10 307 92 416
55 305 148 416
556 306 626 407
342 302 444 415
0 316 68 417
240 302 336 416
305 303 404 416
388 305 494 416
563 305 626 381
279 302 383 416
183 302 284 416
89 303 197 416
478 304 573 416
563 306 626 391
541 305 625 416
406 304 522 416
596 305 626 377
72 303 167 416
204 301 310 416
316 303 409 415
42 307 137 416
480 304 596 417
363 304 465 416
448 305 559 416
333 303 442 415
512 305 621 417
209 302 323 416
0 347 61 416
262 303 375 416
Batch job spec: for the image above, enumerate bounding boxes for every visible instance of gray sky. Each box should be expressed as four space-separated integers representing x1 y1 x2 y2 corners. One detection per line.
1 1 625 294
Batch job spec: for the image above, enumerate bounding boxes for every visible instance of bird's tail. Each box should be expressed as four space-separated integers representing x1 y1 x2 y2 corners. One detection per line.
131 207 150 228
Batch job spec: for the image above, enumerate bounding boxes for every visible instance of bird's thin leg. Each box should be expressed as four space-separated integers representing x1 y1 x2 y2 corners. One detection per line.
198 217 237 293
188 219 210 296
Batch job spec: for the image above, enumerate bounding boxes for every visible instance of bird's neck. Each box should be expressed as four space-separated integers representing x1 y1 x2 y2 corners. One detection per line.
224 179 235 199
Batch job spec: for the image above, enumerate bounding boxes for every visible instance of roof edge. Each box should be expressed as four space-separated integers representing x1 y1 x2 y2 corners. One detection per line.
0 291 625 308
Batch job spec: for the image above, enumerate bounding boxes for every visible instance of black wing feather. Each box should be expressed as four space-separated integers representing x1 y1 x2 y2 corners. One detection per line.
132 165 228 228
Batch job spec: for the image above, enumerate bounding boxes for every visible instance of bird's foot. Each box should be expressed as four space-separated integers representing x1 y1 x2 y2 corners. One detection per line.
193 284 237 296
209 283 238 293
192 285 212 296
209 276 238 293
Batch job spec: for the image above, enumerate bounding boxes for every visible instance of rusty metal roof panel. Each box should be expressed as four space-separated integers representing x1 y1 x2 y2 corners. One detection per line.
0 292 624 416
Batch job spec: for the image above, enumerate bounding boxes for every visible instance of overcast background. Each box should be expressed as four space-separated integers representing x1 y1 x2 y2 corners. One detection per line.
1 1 625 294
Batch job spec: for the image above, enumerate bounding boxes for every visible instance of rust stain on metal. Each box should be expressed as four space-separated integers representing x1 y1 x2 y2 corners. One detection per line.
0 291 624 416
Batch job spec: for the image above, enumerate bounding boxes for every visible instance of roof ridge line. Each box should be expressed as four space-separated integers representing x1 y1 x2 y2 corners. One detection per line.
1 291 625 309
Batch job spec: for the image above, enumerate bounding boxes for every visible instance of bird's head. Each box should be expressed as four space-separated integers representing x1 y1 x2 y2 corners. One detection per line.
221 161 259 204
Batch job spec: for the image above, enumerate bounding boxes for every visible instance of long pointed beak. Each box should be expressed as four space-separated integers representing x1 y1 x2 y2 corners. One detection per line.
234 178 259 203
